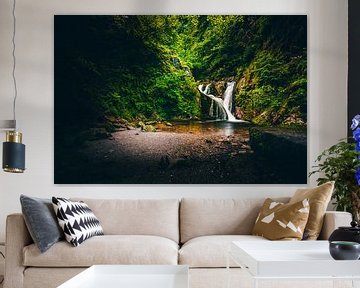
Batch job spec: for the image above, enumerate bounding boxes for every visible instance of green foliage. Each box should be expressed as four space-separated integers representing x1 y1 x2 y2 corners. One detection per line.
55 15 306 128
236 45 306 126
310 140 360 213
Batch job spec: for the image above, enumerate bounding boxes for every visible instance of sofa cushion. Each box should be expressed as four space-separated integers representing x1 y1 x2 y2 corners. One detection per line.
72 198 179 243
252 198 310 240
290 181 334 240
23 235 178 267
180 198 289 243
20 195 64 253
179 235 267 268
52 197 104 247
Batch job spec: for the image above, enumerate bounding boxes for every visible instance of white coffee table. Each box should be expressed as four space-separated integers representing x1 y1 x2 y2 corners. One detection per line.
228 241 360 288
57 265 189 288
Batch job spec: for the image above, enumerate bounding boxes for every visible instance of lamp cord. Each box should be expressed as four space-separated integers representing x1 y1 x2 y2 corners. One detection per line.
12 0 18 129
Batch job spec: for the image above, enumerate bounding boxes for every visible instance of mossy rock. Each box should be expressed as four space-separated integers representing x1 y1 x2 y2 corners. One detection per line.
252 110 272 125
213 81 226 97
143 125 157 132
249 127 307 182
138 121 146 129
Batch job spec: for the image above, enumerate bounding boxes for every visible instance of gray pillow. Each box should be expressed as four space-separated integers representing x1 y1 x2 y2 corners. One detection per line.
20 195 64 253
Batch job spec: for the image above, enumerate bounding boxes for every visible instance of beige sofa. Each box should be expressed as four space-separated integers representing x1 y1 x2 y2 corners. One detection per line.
4 198 352 288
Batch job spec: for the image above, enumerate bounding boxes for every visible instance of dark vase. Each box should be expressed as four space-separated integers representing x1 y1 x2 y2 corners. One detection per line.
329 241 360 260
328 221 360 244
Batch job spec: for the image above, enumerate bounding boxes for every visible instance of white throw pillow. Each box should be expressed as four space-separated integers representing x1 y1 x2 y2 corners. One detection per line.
52 197 104 247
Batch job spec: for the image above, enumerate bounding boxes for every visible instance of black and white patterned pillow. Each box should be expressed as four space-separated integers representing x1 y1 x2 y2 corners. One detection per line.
52 197 104 247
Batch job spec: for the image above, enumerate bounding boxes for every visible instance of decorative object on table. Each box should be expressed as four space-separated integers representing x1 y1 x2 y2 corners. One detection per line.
310 114 360 222
329 241 360 260
252 198 310 240
52 197 104 247
329 220 360 244
1 0 26 173
289 181 334 240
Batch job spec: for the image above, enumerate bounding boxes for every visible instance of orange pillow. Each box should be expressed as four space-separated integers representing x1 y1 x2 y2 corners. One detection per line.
289 181 334 240
252 198 310 240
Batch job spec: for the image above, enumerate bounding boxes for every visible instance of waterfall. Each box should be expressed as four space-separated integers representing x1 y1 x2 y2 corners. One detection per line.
198 82 236 121
209 100 214 117
223 81 235 115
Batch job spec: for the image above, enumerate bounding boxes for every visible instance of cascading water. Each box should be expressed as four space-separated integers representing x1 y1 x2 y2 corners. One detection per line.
198 82 237 121
223 81 235 115
202 84 224 119
199 84 225 119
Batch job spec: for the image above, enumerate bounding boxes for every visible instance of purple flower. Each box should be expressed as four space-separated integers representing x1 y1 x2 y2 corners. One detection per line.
351 115 360 186
356 167 360 186
353 128 360 142
352 115 360 130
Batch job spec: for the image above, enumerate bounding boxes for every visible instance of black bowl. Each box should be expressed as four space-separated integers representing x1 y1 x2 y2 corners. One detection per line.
329 241 360 260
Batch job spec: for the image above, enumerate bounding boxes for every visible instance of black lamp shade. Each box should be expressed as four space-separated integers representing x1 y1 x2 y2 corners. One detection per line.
3 141 25 173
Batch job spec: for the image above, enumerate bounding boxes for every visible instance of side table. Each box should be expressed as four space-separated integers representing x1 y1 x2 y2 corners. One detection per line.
227 240 360 288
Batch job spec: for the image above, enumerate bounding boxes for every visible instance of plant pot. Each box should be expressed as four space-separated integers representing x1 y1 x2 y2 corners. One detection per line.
329 221 360 244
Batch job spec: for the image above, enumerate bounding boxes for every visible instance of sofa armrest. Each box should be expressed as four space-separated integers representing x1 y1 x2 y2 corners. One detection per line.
4 213 33 288
318 211 352 240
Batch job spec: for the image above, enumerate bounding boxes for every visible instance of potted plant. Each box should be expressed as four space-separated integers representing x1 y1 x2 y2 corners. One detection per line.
310 115 360 222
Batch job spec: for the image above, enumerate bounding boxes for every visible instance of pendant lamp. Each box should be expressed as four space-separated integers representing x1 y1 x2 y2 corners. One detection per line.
1 0 26 173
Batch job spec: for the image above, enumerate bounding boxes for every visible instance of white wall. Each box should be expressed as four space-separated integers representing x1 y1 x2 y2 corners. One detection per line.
0 0 348 242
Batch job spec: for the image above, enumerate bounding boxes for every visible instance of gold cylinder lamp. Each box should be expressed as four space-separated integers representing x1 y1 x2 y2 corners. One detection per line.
2 131 25 173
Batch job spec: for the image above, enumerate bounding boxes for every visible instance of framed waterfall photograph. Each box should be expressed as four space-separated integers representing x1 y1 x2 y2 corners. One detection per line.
54 15 307 184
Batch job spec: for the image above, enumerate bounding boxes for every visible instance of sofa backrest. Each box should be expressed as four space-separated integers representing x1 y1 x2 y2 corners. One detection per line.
73 198 180 243
180 198 289 243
